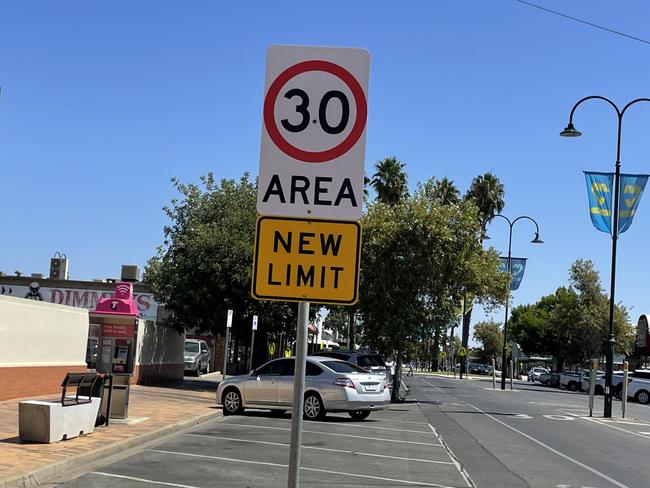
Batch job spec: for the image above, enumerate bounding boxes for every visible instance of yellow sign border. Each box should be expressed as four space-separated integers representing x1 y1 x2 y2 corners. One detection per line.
251 216 362 305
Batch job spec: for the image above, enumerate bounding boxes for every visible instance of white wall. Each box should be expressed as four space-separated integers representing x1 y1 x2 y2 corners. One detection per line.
136 319 184 366
0 295 88 367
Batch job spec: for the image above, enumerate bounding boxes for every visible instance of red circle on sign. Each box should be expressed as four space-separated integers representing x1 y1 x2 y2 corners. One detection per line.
263 60 367 163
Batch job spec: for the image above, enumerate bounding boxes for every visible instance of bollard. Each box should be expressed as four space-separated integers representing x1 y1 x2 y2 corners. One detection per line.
588 359 597 417
492 358 496 390
622 361 629 419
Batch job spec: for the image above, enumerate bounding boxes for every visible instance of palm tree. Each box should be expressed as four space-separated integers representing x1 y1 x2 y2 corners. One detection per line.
421 176 460 205
370 157 408 205
458 172 505 377
464 172 505 229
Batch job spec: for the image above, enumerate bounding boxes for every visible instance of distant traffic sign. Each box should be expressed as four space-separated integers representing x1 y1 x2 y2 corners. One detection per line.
439 351 447 360
251 216 361 304
257 45 369 221
458 347 468 357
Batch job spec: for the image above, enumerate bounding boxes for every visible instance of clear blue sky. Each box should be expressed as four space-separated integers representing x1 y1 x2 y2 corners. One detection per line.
3 1 650 343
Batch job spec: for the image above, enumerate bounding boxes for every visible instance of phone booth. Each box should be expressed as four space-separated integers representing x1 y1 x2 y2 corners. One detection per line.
90 281 141 419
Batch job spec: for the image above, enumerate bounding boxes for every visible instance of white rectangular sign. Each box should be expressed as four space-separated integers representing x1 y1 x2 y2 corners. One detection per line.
252 315 258 331
257 45 369 221
227 309 233 328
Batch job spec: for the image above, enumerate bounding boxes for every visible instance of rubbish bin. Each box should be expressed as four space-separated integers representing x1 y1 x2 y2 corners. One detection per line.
100 373 131 420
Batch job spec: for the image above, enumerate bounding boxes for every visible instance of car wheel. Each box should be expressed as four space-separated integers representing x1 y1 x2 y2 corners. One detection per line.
303 392 325 421
615 384 623 400
595 385 604 396
568 381 578 392
348 410 371 421
636 390 650 405
204 361 210 374
195 362 202 377
222 388 244 415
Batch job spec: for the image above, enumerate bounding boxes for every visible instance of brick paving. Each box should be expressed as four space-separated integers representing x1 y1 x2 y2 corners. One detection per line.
0 376 221 487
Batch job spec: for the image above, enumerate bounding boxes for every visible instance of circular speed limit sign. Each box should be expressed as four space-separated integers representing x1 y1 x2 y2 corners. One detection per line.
257 46 369 221
264 60 367 163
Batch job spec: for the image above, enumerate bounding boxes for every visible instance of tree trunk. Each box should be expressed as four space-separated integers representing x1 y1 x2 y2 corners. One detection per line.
432 326 440 372
461 298 472 379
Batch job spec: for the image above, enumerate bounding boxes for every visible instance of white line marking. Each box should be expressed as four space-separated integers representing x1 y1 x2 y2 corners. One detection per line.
148 449 457 487
543 414 575 421
363 417 430 425
529 401 582 408
603 420 650 426
420 378 445 392
90 472 199 488
428 423 475 488
185 433 454 465
235 418 430 435
466 403 629 488
574 414 650 441
638 431 650 435
219 422 443 446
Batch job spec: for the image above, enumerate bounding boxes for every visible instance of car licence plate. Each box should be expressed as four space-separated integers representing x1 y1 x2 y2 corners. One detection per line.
364 384 378 392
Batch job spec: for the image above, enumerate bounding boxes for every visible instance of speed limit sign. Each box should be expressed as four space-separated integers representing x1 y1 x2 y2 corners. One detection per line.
257 45 369 221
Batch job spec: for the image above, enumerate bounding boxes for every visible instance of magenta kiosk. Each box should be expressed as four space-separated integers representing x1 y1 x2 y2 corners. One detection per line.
90 281 141 419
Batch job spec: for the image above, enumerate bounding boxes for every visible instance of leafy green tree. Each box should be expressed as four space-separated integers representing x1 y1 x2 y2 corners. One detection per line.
473 321 504 364
145 173 296 358
509 259 633 369
359 192 508 399
370 157 408 205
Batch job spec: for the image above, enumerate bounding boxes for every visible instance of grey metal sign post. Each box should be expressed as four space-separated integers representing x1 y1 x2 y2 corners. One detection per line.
249 315 258 371
589 359 597 417
222 309 233 381
288 302 309 488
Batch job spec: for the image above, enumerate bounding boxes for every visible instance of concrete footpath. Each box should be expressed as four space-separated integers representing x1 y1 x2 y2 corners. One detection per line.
0 375 222 488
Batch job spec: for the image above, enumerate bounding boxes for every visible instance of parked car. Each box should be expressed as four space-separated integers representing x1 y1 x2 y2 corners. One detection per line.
310 349 392 388
527 367 549 382
184 339 211 376
559 371 584 391
580 371 624 395
626 370 650 404
539 372 560 388
469 363 491 375
216 356 390 420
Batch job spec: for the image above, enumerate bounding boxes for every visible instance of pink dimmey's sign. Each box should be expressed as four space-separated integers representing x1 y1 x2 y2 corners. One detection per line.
94 282 140 317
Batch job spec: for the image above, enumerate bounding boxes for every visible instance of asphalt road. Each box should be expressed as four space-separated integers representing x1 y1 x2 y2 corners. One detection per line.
408 373 650 488
55 374 650 488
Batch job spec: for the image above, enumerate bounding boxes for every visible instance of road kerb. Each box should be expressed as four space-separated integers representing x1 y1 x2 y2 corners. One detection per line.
1 409 222 488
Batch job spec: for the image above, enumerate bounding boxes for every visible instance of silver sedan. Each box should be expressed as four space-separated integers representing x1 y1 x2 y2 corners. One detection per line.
216 356 390 420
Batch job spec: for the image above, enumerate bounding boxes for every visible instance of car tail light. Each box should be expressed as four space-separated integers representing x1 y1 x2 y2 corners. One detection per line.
333 378 355 389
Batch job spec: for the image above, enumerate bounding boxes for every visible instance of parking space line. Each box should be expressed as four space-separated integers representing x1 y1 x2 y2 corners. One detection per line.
219 422 443 446
364 417 430 425
90 471 200 488
248 415 432 433
466 403 630 488
148 449 460 487
185 433 455 464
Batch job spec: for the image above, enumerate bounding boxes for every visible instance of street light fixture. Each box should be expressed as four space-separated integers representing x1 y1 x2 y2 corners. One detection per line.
489 214 543 390
560 95 650 418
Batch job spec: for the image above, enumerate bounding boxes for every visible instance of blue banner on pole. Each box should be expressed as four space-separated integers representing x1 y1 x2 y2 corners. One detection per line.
499 257 527 291
618 173 649 234
584 171 613 234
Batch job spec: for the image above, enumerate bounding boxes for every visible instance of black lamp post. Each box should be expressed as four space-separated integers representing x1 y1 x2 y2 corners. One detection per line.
560 96 650 418
489 214 543 390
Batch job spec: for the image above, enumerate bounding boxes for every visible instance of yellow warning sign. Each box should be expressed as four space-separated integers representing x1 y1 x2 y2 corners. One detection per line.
251 216 361 305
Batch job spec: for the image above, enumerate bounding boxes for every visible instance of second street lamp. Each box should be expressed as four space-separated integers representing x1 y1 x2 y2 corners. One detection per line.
488 214 543 390
560 95 650 418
